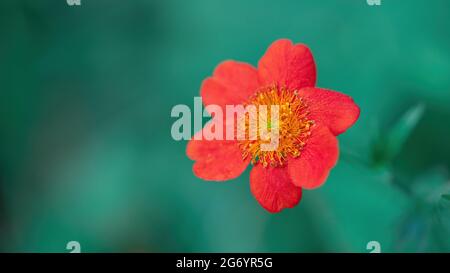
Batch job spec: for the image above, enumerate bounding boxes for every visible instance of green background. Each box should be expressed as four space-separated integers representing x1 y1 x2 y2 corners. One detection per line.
1 0 449 252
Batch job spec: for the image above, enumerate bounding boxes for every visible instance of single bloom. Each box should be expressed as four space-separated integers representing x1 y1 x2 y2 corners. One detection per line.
187 39 360 213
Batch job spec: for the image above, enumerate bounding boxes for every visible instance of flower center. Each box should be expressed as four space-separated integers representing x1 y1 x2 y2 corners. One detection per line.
238 85 313 167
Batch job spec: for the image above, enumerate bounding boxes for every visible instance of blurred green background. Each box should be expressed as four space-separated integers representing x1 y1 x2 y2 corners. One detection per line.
0 0 449 252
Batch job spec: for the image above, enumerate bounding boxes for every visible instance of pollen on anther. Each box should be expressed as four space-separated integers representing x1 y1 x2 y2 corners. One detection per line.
237 85 313 168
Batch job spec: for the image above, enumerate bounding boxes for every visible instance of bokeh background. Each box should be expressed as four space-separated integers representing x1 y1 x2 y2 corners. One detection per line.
1 0 450 252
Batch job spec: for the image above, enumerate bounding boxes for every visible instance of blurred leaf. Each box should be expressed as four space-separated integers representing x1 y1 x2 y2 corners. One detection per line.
432 194 450 251
371 104 425 168
395 170 450 252
411 168 450 204
388 103 425 158
395 208 431 252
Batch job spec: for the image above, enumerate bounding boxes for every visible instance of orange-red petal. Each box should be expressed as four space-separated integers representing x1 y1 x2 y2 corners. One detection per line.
299 87 360 135
288 125 339 189
258 39 316 90
186 123 249 181
250 165 302 213
201 61 260 110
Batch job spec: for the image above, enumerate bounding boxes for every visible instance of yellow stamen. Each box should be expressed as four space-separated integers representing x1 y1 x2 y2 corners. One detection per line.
238 85 314 168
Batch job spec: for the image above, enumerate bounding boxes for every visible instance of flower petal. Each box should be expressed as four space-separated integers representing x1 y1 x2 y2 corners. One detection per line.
299 87 360 135
201 61 260 110
250 165 302 213
288 125 339 189
258 39 316 90
186 123 249 181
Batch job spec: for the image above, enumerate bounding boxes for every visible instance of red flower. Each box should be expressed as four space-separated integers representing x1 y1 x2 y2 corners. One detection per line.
187 39 360 213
